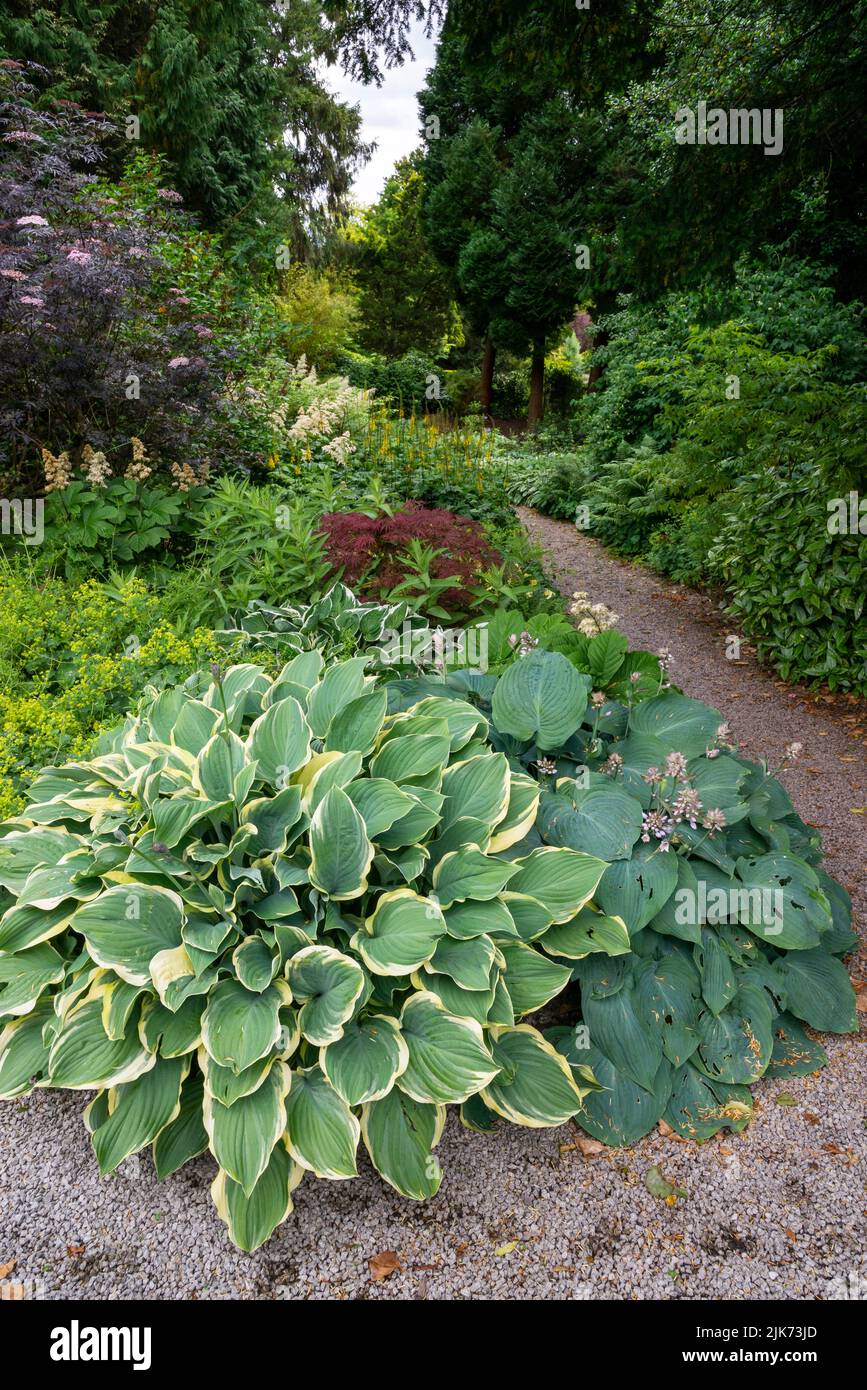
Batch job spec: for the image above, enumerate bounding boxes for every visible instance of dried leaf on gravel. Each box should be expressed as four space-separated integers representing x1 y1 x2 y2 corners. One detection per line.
645 1166 688 1201
66 1244 85 1257
0 1260 15 1278
369 1251 401 1282
775 1092 798 1106
562 1135 605 1157
495 1241 519 1256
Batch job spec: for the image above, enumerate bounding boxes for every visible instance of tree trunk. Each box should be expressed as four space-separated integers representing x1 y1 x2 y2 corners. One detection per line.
527 339 545 425
586 290 617 392
480 333 496 419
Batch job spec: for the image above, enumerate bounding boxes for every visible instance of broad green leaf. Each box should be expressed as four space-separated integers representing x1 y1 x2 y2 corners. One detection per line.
443 898 518 940
201 978 283 1073
284 1065 360 1178
72 884 183 987
694 985 774 1084
633 956 702 1067
771 949 858 1033
0 1002 53 1098
0 828 84 894
508 847 607 923
581 984 663 1091
664 1064 753 1141
345 778 415 837
440 754 510 832
48 999 154 1090
140 996 204 1058
694 927 737 1015
629 693 723 758
370 732 450 783
307 657 371 737
153 1070 208 1178
308 786 374 900
0 943 65 1018
557 1035 671 1146
426 934 497 991
499 940 572 1015
204 1060 289 1196
492 650 589 749
397 992 499 1104
233 936 277 992
352 889 446 976
211 1139 302 1252
766 1012 828 1077
538 783 642 862
195 729 247 801
432 846 519 908
0 902 75 954
488 773 540 853
734 854 832 949
541 905 630 959
596 842 679 933
241 786 304 856
288 945 365 1045
92 1056 186 1175
361 1088 445 1200
326 688 388 756
320 1014 408 1106
247 696 311 786
480 1025 587 1127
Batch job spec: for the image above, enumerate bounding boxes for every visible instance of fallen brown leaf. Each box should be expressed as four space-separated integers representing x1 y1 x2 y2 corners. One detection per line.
369 1250 401 1283
0 1260 16 1279
66 1244 85 1257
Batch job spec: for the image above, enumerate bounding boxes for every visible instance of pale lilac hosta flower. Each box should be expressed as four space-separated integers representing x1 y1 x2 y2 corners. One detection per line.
19 295 44 307
602 752 624 777
642 766 662 785
641 810 675 849
168 356 191 369
664 751 689 779
672 787 702 829
702 808 728 836
156 188 183 202
66 248 92 265
193 324 214 338
590 691 605 708
509 631 538 657
705 747 721 759
536 757 558 777
785 741 804 761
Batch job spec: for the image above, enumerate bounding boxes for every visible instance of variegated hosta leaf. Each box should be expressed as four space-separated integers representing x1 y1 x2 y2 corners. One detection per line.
440 753 510 833
0 943 65 1018
489 773 541 854
425 933 497 991
308 786 374 900
247 696 311 787
92 1056 187 1175
211 1139 303 1253
140 997 204 1058
432 846 519 908
320 1014 408 1106
0 828 84 895
47 998 154 1090
71 884 184 987
351 888 446 976
201 978 284 1073
397 992 499 1105
0 902 78 954
0 1001 53 1098
233 936 277 992
195 729 248 801
480 1025 589 1127
361 1087 445 1200
287 945 365 1045
506 848 608 925
498 941 572 1016
443 898 518 941
306 657 372 738
541 906 631 959
204 1060 290 1196
284 1065 360 1178
241 785 304 856
153 1070 208 1178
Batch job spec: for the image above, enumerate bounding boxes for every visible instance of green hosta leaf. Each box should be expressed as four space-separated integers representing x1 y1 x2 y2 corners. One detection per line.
0 1001 53 1098
407 695 488 751
376 786 443 848
694 927 737 1016
92 1056 186 1175
489 773 541 854
308 786 374 900
508 847 607 924
139 996 204 1058
211 1139 301 1253
240 786 304 856
481 1025 587 1127
149 794 228 850
201 978 283 1073
71 884 184 987
370 732 451 783
733 854 832 949
200 1048 273 1106
440 754 511 832
629 693 724 757
417 969 496 1025
0 828 83 894
361 1088 445 1200
554 1032 671 1146
443 898 518 940
233 936 277 992
288 945 365 1045
397 992 499 1104
153 1070 208 1178
320 1014 408 1106
284 1065 360 1179
326 689 388 757
0 943 65 1018
432 846 519 908
426 934 497 991
541 906 630 959
766 1012 828 1077
499 940 572 1015
353 889 446 976
538 783 642 862
492 650 589 749
0 902 74 954
102 979 148 1041
195 729 247 801
771 950 858 1033
694 986 774 1085
650 856 702 945
307 657 371 738
633 956 702 1067
596 842 678 933
345 779 415 837
581 984 663 1091
204 1060 289 1196
48 998 153 1090
247 696 311 787
587 630 629 684
664 1064 753 1141
500 891 554 942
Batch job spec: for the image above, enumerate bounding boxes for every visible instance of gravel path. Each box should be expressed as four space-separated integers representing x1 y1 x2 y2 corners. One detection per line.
1 510 864 1302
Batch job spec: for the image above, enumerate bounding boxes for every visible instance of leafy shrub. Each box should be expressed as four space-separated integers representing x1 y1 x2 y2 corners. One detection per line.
337 348 452 413
0 573 217 817
274 266 360 373
216 584 414 665
0 659 607 1250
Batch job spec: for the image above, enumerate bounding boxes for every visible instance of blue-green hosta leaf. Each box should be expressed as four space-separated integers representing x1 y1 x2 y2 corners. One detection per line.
71 884 184 988
587 630 629 684
397 992 499 1104
432 846 519 908
633 955 702 1067
694 927 737 1016
0 1001 53 1098
596 841 679 933
664 1064 753 1141
629 693 724 757
288 945 365 1045
538 782 643 862
649 856 702 944
581 983 663 1091
306 657 371 738
441 898 516 941
361 1088 445 1200
507 847 608 924
440 753 511 833
48 998 154 1089
284 1065 360 1179
499 941 572 1016
407 696 488 751
211 1138 302 1253
771 949 858 1033
241 786 304 856
427 817 491 868
0 943 65 1018
480 1024 588 1127
325 688 388 757
232 936 277 992
499 891 554 942
766 1012 828 1078
352 888 446 977
204 1060 289 1196
815 870 858 955
612 734 670 809
733 854 832 950
376 786 443 849
554 1033 671 1146
308 785 374 901
688 755 749 820
694 985 774 1085
195 729 247 801
153 1070 208 1178
425 933 498 991
320 1014 408 1106
488 773 541 854
201 978 283 1073
415 969 496 1025
345 779 415 837
491 650 589 749
92 1056 187 1175
541 905 630 959
247 696 311 787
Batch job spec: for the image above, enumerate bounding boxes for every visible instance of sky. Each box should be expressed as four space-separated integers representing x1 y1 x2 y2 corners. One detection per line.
325 19 439 206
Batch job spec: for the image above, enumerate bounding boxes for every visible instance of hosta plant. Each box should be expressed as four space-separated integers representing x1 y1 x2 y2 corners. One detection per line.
0 658 615 1251
435 646 859 1145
